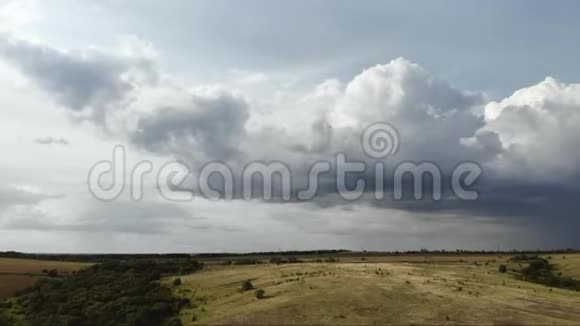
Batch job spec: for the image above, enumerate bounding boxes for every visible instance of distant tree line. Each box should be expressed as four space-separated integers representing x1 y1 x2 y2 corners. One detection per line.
0 251 193 262
192 249 350 258
0 248 578 263
341 248 579 256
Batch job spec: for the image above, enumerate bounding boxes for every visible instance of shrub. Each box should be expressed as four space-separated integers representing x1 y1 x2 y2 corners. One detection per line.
47 269 58 277
233 259 260 265
511 254 540 262
241 280 254 292
167 318 182 326
499 264 507 273
255 289 265 299
287 257 302 264
173 278 182 286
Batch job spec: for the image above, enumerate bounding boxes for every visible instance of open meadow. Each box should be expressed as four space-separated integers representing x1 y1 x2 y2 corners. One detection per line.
546 254 580 279
169 253 580 325
0 253 578 325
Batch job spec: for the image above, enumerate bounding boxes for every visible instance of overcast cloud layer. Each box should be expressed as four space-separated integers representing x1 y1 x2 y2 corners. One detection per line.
0 0 579 252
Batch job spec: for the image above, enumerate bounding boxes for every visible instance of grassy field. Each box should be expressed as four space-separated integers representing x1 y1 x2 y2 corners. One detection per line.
169 254 580 325
546 254 580 279
0 258 89 300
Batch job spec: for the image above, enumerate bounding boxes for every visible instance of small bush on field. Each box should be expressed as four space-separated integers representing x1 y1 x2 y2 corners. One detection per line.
510 254 540 262
167 318 182 326
241 280 254 292
499 264 507 273
233 259 260 265
288 257 301 263
173 278 182 286
255 289 265 299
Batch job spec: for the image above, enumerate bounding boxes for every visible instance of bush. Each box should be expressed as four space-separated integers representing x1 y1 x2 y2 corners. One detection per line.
47 269 59 277
255 289 265 299
269 257 284 264
499 264 507 273
241 280 254 292
233 259 260 265
517 257 580 291
173 278 182 286
511 254 540 262
166 318 182 326
287 257 302 264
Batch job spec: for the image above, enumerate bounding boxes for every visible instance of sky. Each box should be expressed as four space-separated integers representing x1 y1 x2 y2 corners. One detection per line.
0 0 579 253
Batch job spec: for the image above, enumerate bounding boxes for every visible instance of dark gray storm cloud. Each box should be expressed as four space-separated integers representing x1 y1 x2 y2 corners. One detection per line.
130 93 249 161
0 35 154 124
0 34 248 162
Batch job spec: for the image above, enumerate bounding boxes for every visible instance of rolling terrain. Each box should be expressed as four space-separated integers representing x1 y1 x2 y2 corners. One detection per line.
170 254 580 325
0 253 578 325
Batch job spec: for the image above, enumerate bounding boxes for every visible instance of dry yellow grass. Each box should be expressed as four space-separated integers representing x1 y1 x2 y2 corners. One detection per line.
545 254 580 279
168 254 580 325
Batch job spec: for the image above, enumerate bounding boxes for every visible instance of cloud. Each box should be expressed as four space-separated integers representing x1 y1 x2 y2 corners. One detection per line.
128 87 250 162
0 185 62 217
34 136 70 146
0 35 156 124
478 77 580 183
2 33 580 249
0 34 250 163
0 0 40 32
